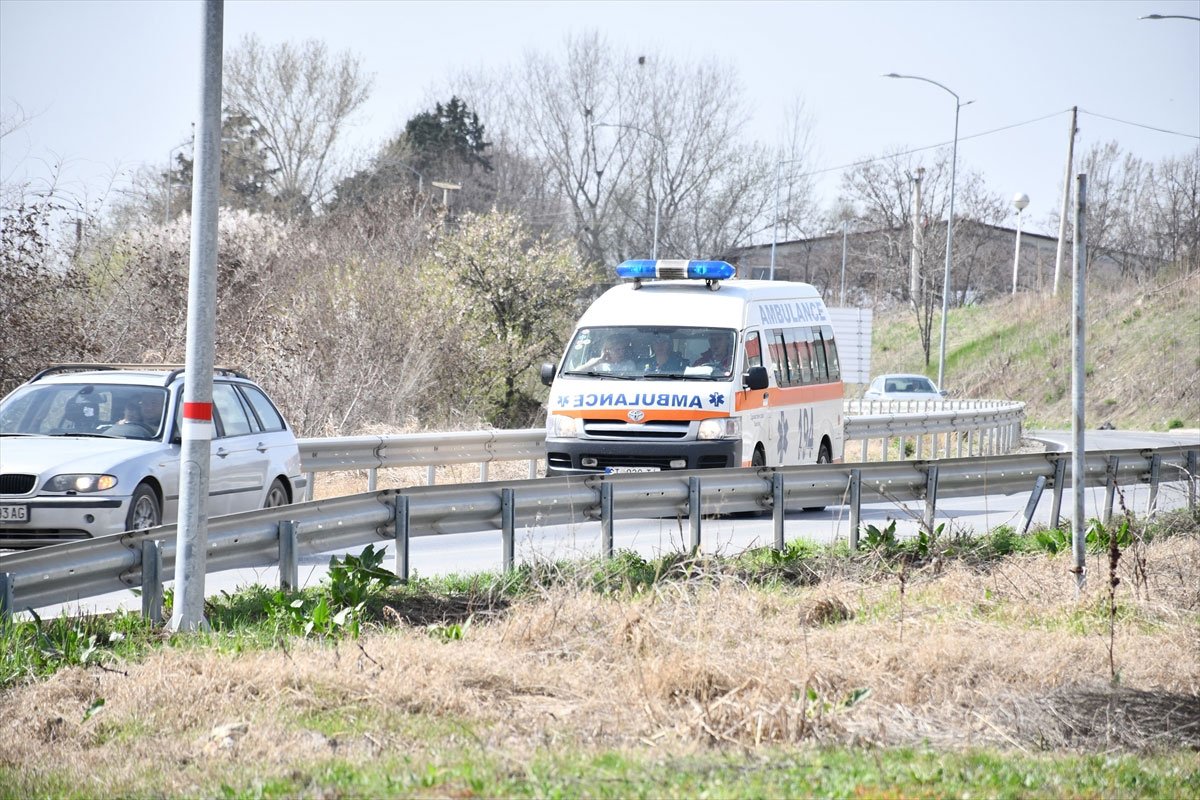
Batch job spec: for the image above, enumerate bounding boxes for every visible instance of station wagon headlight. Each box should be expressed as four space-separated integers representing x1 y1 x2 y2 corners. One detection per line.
697 417 741 440
546 414 579 439
45 474 119 493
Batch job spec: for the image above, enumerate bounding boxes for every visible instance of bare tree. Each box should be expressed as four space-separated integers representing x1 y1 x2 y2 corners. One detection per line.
223 35 373 214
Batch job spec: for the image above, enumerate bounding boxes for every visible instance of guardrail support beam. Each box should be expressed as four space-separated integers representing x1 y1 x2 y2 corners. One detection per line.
601 481 614 560
501 488 515 572
1147 454 1161 518
278 520 298 592
1103 456 1119 525
689 476 702 553
1022 476 1047 535
849 469 862 551
141 539 163 625
772 472 785 552
394 495 410 582
1049 456 1067 530
0 573 12 622
923 464 940 535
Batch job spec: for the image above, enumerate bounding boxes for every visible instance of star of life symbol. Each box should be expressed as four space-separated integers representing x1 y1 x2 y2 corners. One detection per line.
627 409 645 422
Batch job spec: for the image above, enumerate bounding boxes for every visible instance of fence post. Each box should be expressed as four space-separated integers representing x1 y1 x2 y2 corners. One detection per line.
1103 456 1119 525
278 520 298 592
501 487 515 573
1146 454 1161 518
0 573 12 623
601 481 614 560
688 476 702 553
923 464 940 535
1022 476 1047 535
141 539 163 625
394 494 410 582
849 469 862 551
1049 456 1067 530
772 471 785 552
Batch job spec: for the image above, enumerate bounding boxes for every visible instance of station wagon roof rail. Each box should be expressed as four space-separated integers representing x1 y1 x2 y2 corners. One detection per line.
29 363 249 385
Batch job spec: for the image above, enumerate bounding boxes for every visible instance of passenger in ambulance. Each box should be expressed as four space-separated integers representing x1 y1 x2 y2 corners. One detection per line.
692 333 734 373
645 335 688 374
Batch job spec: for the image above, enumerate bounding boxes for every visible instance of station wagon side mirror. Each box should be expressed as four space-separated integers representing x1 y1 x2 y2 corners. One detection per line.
540 362 556 387
744 365 769 391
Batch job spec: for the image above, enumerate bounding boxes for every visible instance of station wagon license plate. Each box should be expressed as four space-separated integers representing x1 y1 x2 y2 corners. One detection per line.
0 504 29 523
604 466 660 474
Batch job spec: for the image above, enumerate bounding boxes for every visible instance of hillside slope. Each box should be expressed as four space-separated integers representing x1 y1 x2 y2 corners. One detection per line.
866 270 1200 430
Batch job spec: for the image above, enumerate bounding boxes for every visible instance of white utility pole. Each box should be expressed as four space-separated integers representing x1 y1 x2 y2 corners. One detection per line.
1053 107 1078 297
1011 193 1029 294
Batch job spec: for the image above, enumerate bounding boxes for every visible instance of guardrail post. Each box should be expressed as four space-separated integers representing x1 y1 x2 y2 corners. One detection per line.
305 471 315 502
426 465 436 486
393 495 410 582
772 471 785 552
1144 454 1161 518
140 539 163 625
881 435 889 462
957 431 965 458
1049 456 1067 530
368 467 378 492
688 476 702 553
859 437 868 462
278 520 298 592
501 488 515 573
1103 456 1119 525
601 481 614 560
0 573 12 623
1022 476 1047 535
1189 451 1198 513
528 459 538 480
923 464 940 535
479 462 489 483
849 469 862 551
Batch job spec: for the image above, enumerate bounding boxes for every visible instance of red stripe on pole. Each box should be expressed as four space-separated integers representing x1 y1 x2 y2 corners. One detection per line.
182 402 213 421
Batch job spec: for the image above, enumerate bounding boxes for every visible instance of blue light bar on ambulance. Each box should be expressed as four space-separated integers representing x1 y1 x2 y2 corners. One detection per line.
615 259 736 282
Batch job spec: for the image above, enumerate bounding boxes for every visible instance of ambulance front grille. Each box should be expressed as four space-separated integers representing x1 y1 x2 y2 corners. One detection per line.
581 420 690 440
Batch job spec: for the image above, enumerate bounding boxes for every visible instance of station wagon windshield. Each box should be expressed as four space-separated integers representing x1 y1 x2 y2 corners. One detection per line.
0 383 170 440
560 327 738 380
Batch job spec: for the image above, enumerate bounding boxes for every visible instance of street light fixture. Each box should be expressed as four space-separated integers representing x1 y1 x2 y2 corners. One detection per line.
884 72 972 389
592 121 666 259
1011 193 1029 295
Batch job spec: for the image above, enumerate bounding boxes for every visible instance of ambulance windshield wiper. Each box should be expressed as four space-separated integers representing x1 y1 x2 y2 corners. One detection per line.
568 370 638 380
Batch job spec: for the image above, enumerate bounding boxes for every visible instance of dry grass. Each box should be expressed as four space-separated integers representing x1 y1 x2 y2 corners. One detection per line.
2 533 1198 794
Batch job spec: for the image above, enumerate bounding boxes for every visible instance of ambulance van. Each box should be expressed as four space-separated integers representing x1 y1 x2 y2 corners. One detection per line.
540 259 844 476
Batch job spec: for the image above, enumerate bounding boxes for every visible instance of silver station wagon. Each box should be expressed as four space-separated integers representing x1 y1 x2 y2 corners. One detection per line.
0 364 304 549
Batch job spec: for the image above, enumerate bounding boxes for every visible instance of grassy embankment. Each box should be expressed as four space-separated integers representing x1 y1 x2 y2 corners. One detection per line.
2 511 1198 798
866 271 1199 431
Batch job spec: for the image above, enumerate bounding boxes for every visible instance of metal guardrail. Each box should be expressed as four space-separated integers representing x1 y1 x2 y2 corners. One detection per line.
298 400 1026 497
2 445 1194 617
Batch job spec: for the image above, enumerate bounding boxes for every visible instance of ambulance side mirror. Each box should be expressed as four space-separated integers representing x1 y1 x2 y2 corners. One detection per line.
744 366 769 391
540 362 557 386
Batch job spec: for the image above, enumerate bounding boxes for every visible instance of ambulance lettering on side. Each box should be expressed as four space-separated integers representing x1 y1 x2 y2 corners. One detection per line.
541 259 844 478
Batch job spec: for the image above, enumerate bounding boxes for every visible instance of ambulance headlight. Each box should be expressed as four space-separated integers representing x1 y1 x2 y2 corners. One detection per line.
546 414 580 439
697 417 741 440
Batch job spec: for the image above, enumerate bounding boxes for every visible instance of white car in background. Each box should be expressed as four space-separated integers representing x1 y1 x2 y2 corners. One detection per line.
862 373 948 402
0 364 304 549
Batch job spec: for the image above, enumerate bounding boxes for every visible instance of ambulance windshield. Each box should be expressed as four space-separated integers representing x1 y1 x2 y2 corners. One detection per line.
560 327 737 380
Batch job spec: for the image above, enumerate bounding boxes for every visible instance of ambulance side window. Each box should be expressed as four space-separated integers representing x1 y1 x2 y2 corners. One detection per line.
744 331 763 370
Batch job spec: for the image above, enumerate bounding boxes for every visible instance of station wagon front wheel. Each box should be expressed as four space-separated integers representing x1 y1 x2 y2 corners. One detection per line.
126 483 161 531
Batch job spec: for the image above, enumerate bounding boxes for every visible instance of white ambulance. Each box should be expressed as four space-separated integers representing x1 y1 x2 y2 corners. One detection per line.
540 259 844 476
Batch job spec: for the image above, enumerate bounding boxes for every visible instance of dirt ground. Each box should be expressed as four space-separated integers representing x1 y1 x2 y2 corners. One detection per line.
2 533 1197 794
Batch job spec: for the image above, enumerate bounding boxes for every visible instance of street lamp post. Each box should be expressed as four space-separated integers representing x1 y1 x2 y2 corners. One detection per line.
885 72 971 390
164 139 193 225
592 122 666 259
769 156 807 280
1011 193 1029 295
839 220 848 305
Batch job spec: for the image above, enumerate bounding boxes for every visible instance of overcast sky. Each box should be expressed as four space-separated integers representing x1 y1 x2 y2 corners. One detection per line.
2 0 1197 238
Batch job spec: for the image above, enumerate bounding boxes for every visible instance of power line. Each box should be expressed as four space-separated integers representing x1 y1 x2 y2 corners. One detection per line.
1079 109 1199 140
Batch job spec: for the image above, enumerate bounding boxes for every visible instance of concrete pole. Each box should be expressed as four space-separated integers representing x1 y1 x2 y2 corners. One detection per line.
1071 173 1087 595
1011 201 1027 294
769 157 782 280
839 220 848 306
1053 107 1077 297
170 0 223 632
909 167 924 303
